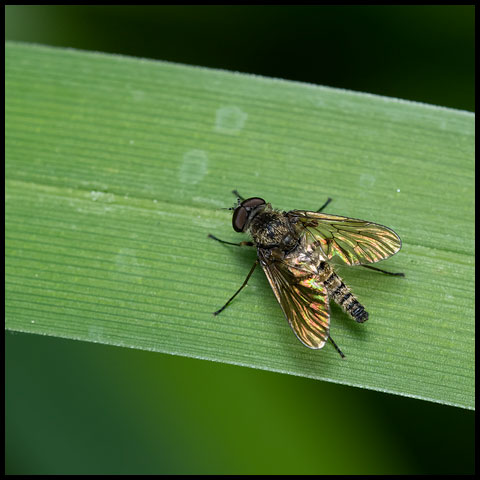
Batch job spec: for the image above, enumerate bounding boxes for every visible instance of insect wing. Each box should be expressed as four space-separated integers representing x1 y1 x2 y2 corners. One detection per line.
258 250 330 349
289 211 402 266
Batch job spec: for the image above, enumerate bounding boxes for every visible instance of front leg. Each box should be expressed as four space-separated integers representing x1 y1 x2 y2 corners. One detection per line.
208 234 254 247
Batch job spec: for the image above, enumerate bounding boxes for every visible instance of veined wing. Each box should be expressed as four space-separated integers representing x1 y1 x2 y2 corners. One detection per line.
288 210 402 266
258 249 330 349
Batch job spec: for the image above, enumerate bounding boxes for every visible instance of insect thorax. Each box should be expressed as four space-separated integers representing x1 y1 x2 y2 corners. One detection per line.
247 207 296 249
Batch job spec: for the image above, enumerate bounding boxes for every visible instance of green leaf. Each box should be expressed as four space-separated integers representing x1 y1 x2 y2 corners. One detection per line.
5 41 474 410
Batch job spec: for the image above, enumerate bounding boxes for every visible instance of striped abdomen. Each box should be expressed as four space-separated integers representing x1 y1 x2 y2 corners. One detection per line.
320 262 369 323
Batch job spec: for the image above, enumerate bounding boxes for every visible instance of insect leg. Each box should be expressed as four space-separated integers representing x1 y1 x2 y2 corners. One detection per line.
232 189 245 201
361 265 405 277
328 336 345 358
316 197 332 213
208 234 254 247
213 260 259 316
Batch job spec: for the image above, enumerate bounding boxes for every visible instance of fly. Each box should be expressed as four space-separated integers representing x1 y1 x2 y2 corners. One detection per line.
208 191 404 358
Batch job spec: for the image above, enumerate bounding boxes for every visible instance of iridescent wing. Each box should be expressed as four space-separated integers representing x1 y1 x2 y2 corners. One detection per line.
288 211 402 266
258 249 330 349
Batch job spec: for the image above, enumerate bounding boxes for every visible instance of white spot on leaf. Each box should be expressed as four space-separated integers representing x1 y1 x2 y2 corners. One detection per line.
214 106 248 134
179 149 208 184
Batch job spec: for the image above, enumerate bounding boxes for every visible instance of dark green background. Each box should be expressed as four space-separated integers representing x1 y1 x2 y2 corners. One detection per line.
5 5 474 474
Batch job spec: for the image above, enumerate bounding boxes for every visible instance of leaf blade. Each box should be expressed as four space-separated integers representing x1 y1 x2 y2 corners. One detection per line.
5 42 474 409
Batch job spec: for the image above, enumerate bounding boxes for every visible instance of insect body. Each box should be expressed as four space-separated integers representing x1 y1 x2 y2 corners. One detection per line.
209 192 404 357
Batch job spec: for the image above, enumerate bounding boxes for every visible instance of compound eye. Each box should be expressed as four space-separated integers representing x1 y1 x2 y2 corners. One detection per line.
241 197 266 208
232 206 247 232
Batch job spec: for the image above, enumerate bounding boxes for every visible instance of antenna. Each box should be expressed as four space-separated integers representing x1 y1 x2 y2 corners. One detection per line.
232 189 245 201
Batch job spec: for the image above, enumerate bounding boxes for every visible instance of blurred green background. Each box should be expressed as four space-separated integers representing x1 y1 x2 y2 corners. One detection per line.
5 5 474 474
